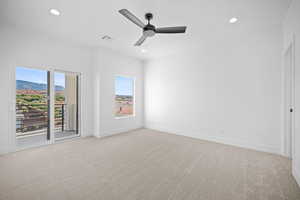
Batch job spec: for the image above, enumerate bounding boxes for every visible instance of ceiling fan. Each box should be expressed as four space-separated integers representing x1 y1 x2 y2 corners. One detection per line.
119 9 187 46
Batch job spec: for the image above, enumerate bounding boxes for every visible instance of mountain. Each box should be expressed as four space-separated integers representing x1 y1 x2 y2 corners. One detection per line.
16 80 65 91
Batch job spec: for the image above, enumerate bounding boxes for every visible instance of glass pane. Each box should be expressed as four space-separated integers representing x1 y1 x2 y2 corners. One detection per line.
115 76 134 117
16 67 49 148
54 72 79 139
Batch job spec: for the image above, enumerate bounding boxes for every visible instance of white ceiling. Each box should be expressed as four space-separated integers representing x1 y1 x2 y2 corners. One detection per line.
0 0 291 60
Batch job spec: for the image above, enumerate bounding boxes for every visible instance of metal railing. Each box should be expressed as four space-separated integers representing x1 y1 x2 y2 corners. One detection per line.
54 104 66 132
16 103 67 137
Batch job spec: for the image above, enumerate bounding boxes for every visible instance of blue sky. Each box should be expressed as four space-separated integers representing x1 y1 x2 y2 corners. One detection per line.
16 67 65 87
54 72 65 87
115 76 134 96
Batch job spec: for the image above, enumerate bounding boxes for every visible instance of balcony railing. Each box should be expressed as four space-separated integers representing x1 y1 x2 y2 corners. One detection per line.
16 103 68 137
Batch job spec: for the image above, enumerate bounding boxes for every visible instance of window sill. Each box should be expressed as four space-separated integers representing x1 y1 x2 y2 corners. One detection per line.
115 115 135 120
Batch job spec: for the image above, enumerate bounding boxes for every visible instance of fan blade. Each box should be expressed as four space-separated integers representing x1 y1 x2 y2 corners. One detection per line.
155 26 187 34
134 35 147 46
119 9 145 28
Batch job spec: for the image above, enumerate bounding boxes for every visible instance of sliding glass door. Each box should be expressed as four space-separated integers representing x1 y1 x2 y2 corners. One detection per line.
15 67 80 149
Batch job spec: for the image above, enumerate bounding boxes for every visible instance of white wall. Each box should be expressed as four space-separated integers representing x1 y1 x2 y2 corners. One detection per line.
283 0 300 186
0 25 144 154
144 26 283 155
91 48 144 137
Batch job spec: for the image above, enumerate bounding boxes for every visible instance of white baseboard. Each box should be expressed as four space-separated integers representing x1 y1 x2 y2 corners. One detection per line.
0 145 13 155
145 122 280 155
81 129 95 137
293 166 300 188
97 126 143 138
0 148 7 155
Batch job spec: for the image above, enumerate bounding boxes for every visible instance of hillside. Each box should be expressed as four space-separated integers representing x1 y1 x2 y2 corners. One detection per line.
17 80 64 91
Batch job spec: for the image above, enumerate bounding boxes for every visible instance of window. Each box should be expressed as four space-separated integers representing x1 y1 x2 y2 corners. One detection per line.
115 76 134 118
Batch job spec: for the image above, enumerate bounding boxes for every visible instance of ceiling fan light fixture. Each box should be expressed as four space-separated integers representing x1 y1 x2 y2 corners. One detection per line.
144 30 155 37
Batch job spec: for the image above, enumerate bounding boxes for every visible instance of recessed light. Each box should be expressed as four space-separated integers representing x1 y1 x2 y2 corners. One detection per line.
229 17 238 24
141 49 147 53
50 8 61 16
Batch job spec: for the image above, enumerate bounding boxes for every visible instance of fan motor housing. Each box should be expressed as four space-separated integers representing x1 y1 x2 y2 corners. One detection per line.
143 24 155 37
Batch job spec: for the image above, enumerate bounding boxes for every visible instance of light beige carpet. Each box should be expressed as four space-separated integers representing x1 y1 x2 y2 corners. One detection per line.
0 129 299 200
